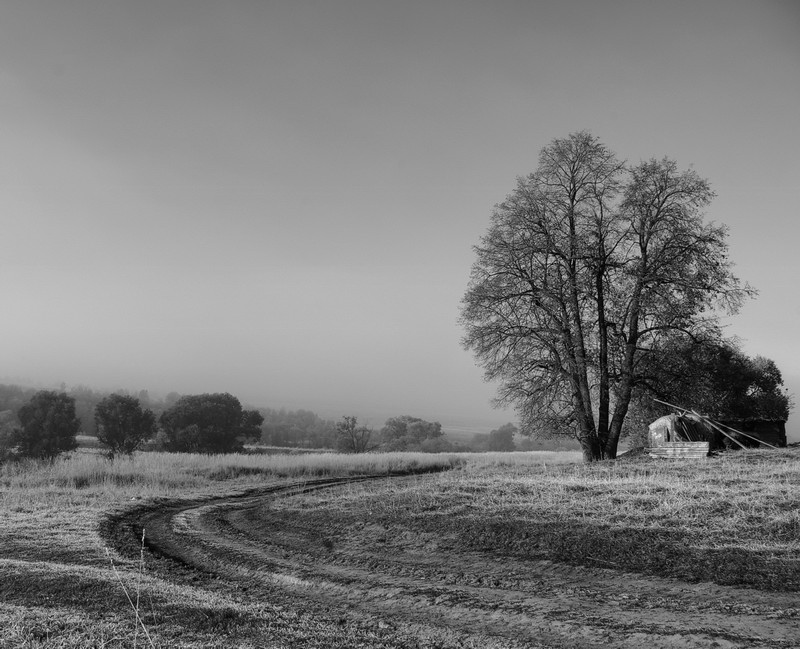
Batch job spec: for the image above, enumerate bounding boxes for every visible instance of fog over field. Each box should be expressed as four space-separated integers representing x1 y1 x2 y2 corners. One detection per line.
1 1 798 438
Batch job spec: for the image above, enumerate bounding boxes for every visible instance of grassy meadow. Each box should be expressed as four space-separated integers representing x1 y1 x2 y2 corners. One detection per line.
2 446 562 648
274 447 800 591
2 444 800 647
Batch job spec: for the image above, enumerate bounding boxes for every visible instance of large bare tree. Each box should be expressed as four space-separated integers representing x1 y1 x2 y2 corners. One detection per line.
461 132 753 461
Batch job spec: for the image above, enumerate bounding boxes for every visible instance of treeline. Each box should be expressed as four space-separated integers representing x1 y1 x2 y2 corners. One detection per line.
469 424 580 452
0 388 264 461
259 408 338 448
0 382 576 459
0 383 181 437
262 411 579 453
333 416 580 453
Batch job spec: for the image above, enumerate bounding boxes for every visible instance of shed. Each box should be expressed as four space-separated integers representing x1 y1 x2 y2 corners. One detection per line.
647 413 722 458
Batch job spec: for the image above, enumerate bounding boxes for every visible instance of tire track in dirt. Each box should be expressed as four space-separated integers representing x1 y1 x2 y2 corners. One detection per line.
107 476 800 648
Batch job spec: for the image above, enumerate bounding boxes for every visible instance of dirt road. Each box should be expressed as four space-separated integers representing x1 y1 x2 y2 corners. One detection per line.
106 476 800 648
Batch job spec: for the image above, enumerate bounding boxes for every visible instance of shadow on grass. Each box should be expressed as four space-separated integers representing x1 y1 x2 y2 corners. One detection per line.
457 519 800 592
0 560 418 649
0 561 260 636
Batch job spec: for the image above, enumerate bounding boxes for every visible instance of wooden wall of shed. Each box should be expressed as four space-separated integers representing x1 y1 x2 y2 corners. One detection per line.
718 420 787 448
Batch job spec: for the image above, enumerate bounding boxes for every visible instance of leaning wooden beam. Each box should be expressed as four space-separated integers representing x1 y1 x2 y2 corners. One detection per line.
695 414 750 451
713 421 779 450
652 399 750 451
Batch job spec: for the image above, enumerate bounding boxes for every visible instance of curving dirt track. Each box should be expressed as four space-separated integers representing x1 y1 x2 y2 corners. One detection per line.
106 476 800 648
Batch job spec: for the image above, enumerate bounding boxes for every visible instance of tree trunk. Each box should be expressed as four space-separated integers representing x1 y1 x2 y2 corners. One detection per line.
601 247 647 461
579 431 604 462
596 264 610 445
603 425 622 459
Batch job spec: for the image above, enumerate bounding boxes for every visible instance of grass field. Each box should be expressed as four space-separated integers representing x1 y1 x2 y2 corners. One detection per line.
275 447 800 590
2 446 799 647
1 448 544 647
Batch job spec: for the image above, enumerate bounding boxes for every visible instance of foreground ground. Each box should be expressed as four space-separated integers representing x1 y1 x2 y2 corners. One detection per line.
2 448 800 647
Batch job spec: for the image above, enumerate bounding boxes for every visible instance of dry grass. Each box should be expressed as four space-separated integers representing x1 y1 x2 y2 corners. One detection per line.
5 446 799 646
276 448 800 590
0 448 471 647
1 448 464 492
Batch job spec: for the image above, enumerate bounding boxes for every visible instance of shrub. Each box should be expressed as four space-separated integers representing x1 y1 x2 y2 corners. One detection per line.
95 394 157 457
159 393 264 454
11 391 81 460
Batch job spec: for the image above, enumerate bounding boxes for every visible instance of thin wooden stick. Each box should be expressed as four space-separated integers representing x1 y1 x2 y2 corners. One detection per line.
653 398 689 413
104 547 156 648
653 398 746 450
134 529 146 649
713 421 779 450
696 414 749 451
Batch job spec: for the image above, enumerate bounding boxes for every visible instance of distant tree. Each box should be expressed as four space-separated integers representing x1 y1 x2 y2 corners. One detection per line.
487 423 517 452
11 391 81 460
241 408 265 433
418 436 456 453
336 416 373 453
159 393 264 453
379 416 443 451
67 385 104 436
0 384 36 415
470 433 490 452
0 410 18 463
0 410 16 428
94 394 157 457
260 408 337 448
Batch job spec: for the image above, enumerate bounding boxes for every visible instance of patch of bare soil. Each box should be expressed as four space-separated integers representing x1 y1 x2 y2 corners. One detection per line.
104 477 800 648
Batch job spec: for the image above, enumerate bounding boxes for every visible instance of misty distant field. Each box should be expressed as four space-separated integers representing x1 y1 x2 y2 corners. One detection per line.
2 445 800 647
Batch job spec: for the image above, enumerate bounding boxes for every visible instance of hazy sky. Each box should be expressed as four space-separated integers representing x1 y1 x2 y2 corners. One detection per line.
1 0 798 434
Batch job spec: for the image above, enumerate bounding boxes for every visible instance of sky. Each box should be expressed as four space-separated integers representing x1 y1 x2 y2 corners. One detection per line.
1 0 798 436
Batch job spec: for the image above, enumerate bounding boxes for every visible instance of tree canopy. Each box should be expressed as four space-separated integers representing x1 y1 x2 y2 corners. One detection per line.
94 394 157 457
626 338 792 440
461 131 754 461
335 416 373 453
260 408 337 448
487 423 517 452
159 393 264 453
379 415 443 451
11 391 81 460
